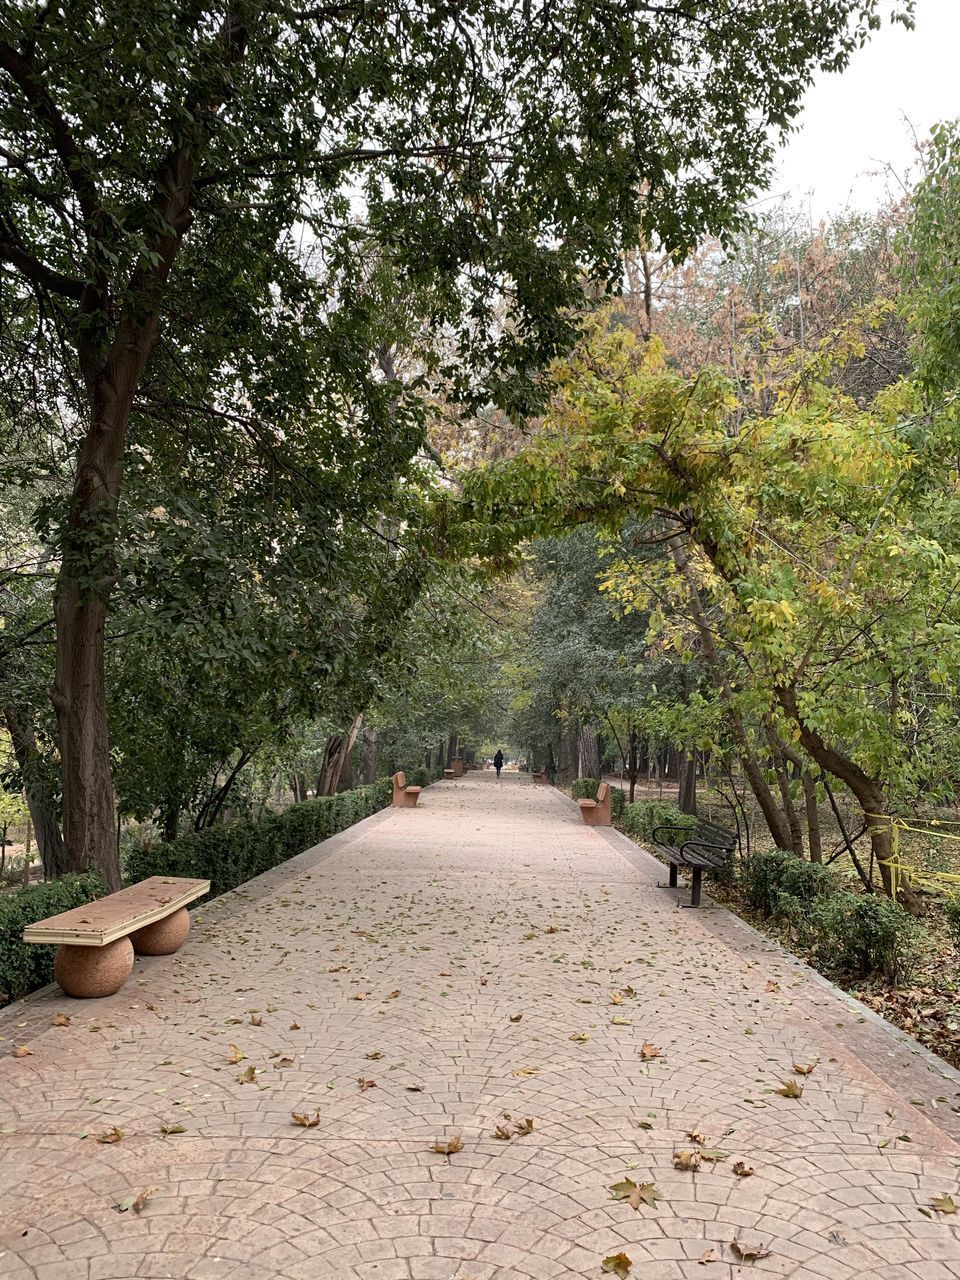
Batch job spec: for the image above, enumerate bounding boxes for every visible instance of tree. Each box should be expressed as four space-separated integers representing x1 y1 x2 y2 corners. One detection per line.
0 0 913 887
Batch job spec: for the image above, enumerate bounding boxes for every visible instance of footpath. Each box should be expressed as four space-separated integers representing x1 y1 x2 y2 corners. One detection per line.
2 773 960 1279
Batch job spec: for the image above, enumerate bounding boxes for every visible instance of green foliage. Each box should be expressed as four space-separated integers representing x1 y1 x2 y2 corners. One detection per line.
944 894 960 950
619 800 694 843
740 850 918 980
405 767 444 790
811 893 919 982
741 850 833 917
127 782 390 899
0 873 104 1005
572 777 625 818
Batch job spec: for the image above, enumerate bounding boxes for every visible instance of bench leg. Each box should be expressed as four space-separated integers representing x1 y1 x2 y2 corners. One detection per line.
684 866 703 908
131 906 191 956
53 937 134 998
669 863 678 888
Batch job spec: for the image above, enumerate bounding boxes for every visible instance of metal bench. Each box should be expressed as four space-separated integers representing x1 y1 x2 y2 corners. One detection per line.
391 770 422 808
577 781 612 827
651 819 737 907
23 876 209 998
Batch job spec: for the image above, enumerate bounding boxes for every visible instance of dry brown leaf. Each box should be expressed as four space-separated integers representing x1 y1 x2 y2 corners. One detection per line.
731 1239 771 1262
640 1042 662 1059
792 1062 817 1075
159 1123 186 1135
932 1193 957 1214
357 1077 377 1090
764 980 780 993
327 964 346 973
686 1130 708 1145
609 1178 661 1211
236 1065 258 1084
352 992 368 1001
132 1186 156 1213
289 1022 301 1030
431 1135 463 1154
601 1253 632 1278
365 1051 384 1060
776 1079 804 1099
291 1111 320 1128
673 1149 702 1172
610 992 624 1005
273 1056 294 1069
386 989 401 999
493 1124 513 1141
96 1126 124 1144
52 1014 71 1027
511 1066 539 1078
698 1249 717 1265
733 1161 755 1177
226 1044 244 1064
570 1032 589 1043
11 1045 33 1058
509 1012 523 1023
514 1117 534 1136
248 1014 263 1026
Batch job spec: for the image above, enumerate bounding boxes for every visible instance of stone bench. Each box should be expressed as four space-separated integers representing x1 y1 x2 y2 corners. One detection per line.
532 771 549 784
577 781 612 827
23 876 209 998
392 771 422 808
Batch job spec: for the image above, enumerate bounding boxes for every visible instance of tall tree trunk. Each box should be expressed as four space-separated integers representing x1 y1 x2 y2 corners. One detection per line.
579 723 602 780
557 709 579 785
4 705 67 879
317 714 364 796
446 734 458 768
802 771 822 864
627 723 639 803
546 741 556 780
668 537 793 850
764 720 804 857
362 727 379 785
677 747 697 816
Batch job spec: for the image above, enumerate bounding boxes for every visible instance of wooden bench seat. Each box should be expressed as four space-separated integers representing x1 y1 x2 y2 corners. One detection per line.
577 781 612 826
391 771 422 808
650 819 737 907
23 876 209 998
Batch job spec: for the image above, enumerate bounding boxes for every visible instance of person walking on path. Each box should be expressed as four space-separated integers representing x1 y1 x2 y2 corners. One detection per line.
494 748 504 778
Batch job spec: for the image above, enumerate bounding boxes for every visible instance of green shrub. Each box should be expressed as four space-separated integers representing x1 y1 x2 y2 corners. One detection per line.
127 780 391 899
741 850 834 919
406 766 443 789
811 892 919 982
945 895 960 950
620 800 695 843
0 872 105 1005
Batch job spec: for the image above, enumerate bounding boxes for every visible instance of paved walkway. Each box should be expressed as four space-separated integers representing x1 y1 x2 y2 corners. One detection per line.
2 775 960 1280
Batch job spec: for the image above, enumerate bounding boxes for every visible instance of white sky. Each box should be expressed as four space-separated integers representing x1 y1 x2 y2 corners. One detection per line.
770 0 960 217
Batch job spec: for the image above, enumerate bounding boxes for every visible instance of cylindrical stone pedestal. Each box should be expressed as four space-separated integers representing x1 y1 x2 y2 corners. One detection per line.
53 937 134 998
130 907 190 955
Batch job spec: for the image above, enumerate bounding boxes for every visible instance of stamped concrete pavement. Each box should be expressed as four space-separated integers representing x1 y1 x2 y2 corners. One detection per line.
2 772 960 1280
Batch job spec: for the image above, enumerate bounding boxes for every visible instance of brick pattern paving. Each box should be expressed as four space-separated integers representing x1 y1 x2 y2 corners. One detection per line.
2 773 960 1280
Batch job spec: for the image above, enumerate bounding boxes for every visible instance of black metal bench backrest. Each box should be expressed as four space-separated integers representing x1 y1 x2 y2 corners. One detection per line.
652 818 737 859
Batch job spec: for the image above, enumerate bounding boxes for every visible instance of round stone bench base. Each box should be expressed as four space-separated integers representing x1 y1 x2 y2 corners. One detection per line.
130 907 190 955
54 937 134 998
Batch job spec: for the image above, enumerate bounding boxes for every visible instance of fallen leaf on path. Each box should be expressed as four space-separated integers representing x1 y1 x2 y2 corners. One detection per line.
570 1032 589 1043
686 1130 707 1145
514 1117 534 1135
776 1079 804 1099
96 1126 124 1144
793 1062 817 1075
765 981 780 993
609 1178 661 1210
640 1042 662 1059
431 1135 463 1154
357 1077 377 1090
351 992 368 1001
733 1161 755 1177
511 1066 539 1078
248 1014 263 1026
493 1124 513 1140
226 1044 244 1064
52 1014 71 1027
673 1150 702 1172
731 1239 771 1261
116 1185 155 1214
611 1015 631 1026
289 1022 301 1031
509 1012 523 1022
159 1123 186 1135
610 992 623 1005
601 1253 632 1278
365 1051 384 1060
11 1046 32 1058
291 1112 320 1128
699 1249 717 1265
700 1149 729 1163
236 1066 258 1084
932 1193 957 1214
386 990 400 999
273 1057 294 1069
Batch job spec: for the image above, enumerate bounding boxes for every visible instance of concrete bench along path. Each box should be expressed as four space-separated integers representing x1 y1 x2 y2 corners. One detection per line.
2 776 960 1280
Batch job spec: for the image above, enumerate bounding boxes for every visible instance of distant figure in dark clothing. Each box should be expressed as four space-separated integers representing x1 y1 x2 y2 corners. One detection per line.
494 749 504 778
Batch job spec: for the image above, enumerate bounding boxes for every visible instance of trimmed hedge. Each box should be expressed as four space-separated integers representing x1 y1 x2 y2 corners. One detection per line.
406 766 444 789
571 777 625 819
741 849 919 981
619 799 694 843
0 872 105 1004
127 779 392 898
